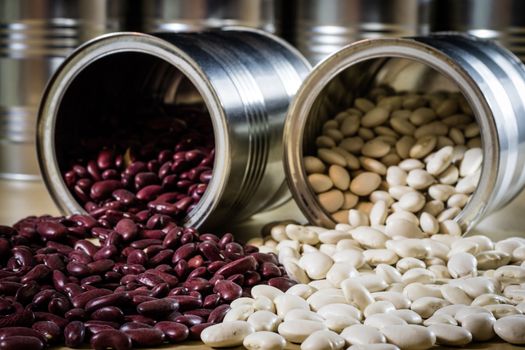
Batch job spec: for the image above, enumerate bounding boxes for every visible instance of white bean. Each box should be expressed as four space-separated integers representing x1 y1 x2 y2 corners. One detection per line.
201 321 255 347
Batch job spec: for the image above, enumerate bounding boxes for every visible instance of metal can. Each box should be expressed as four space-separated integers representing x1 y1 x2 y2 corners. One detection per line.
0 0 124 180
292 0 419 64
141 0 279 34
425 0 525 63
37 29 311 229
284 34 525 232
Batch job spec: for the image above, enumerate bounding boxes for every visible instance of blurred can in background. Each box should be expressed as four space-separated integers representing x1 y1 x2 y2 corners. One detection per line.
141 0 279 34
425 0 525 63
291 0 419 64
0 0 124 180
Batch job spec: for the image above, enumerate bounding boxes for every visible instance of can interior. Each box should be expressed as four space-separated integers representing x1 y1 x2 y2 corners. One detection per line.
302 56 481 224
54 51 214 217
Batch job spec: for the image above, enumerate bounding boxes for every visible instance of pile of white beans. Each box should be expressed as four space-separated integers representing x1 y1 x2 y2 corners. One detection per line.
304 89 482 226
201 222 525 350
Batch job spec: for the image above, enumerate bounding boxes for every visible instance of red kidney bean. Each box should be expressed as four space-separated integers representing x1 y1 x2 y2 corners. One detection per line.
207 260 227 274
64 320 85 347
65 308 86 321
120 322 153 332
185 308 212 319
150 283 169 298
81 275 103 286
91 306 124 322
94 245 118 260
123 327 165 347
189 322 215 340
187 254 204 269
46 241 73 255
123 315 155 325
0 281 22 295
186 266 207 280
32 320 61 343
74 239 99 256
15 282 40 304
62 283 83 298
213 280 242 302
0 327 47 344
198 241 222 261
208 304 231 323
174 260 188 278
126 249 147 265
85 292 131 313
261 262 282 278
172 243 197 263
251 252 279 265
115 218 138 241
268 277 296 291
214 255 258 278
34 312 68 329
72 289 112 308
90 180 123 201
202 293 221 309
48 297 71 315
36 221 68 241
137 298 178 317
168 295 202 311
183 277 211 293
154 321 189 343
12 246 34 267
0 336 44 350
244 271 261 287
155 271 179 287
173 314 203 327
130 239 162 249
43 254 65 270
85 323 114 335
112 189 136 205
90 330 132 350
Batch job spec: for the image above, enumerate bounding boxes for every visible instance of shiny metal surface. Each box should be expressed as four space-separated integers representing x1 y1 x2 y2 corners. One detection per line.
426 0 525 62
0 0 123 180
142 0 279 34
284 34 525 232
37 29 310 230
293 0 419 64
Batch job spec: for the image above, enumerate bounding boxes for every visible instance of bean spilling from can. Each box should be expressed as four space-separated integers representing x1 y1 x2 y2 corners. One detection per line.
0 214 295 349
304 87 482 228
62 107 214 226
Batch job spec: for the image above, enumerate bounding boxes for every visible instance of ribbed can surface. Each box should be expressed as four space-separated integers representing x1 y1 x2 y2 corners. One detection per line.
425 0 525 63
37 29 311 229
292 0 419 64
284 34 525 232
141 0 279 34
0 0 123 180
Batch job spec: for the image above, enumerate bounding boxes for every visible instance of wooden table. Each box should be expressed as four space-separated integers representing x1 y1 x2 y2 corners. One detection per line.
0 178 523 350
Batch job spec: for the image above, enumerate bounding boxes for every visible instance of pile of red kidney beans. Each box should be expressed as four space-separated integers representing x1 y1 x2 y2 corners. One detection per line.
0 110 295 350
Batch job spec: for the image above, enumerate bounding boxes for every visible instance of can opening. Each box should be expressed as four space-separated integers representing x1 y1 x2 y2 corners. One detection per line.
298 55 483 229
55 51 216 224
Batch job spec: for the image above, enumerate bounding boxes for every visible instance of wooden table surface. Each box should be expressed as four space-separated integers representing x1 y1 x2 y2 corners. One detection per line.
1 178 523 350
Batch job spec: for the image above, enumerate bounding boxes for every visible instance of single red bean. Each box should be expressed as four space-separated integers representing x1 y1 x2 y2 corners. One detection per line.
137 298 179 317
207 260 227 274
94 245 118 260
130 239 162 249
198 241 222 261
244 271 261 286
74 239 99 256
218 233 234 248
154 270 179 287
115 218 138 241
127 249 148 265
97 149 114 170
185 308 212 319
65 308 86 321
43 254 65 270
154 321 188 343
261 262 282 278
214 255 258 278
0 327 47 344
174 260 188 278
84 292 131 313
62 283 84 298
268 277 296 292
208 304 231 323
186 266 207 280
136 185 163 202
123 327 165 347
51 271 67 292
0 336 44 350
88 259 115 274
189 322 215 340
121 264 145 275
251 252 279 265
64 320 85 348
173 314 203 327
123 315 155 325
119 322 153 332
34 312 68 329
15 282 40 304
0 282 22 296
172 243 197 263
90 180 123 201
36 221 68 241
183 277 211 293
90 330 132 350
91 306 124 322
168 295 202 311
48 297 71 315
112 189 136 205
150 283 169 298
69 250 93 264
202 293 221 309
227 273 244 286
72 289 112 308
213 280 242 302
85 323 114 335
137 272 164 287
32 320 61 343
